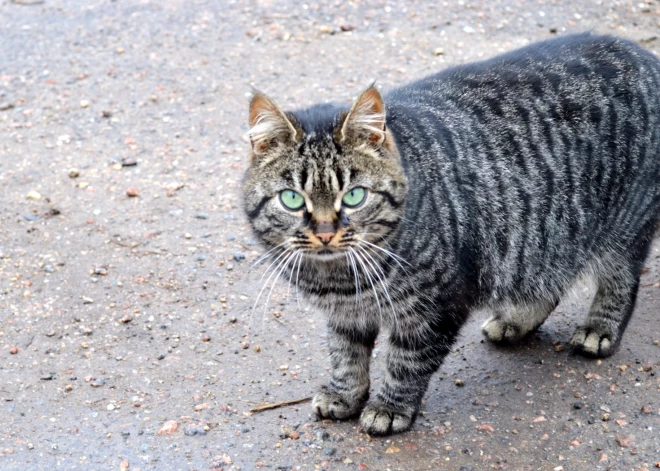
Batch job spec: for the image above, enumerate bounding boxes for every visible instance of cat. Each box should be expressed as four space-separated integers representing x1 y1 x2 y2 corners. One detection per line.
242 33 660 435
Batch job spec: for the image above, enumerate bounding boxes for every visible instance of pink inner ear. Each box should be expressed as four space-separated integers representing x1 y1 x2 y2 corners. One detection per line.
362 88 384 118
341 86 386 147
249 95 274 127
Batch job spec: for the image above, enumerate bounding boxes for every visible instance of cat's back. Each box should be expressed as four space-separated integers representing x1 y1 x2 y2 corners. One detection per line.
384 34 660 301
387 33 660 114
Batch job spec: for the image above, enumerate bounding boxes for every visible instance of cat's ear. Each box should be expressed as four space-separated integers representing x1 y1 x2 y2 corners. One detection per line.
248 91 301 157
337 85 386 148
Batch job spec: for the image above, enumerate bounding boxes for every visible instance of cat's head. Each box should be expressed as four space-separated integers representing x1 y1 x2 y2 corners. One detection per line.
243 86 408 263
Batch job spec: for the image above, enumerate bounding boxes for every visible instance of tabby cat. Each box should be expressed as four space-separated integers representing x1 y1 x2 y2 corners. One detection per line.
242 33 660 435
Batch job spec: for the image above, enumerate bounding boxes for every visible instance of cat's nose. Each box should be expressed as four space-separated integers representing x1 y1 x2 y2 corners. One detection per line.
314 221 336 244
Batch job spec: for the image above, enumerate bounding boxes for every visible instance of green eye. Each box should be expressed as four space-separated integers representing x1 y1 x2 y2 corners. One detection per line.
342 187 366 208
280 190 305 210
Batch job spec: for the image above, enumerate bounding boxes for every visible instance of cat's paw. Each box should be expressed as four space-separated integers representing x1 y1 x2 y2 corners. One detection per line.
359 402 415 436
482 316 525 344
312 386 364 420
570 326 618 358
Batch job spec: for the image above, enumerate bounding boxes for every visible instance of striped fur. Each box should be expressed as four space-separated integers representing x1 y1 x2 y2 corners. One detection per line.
243 33 660 435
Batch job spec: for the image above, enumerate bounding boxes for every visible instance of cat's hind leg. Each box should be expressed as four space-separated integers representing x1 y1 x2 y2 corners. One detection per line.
482 299 558 344
571 219 655 358
570 249 650 357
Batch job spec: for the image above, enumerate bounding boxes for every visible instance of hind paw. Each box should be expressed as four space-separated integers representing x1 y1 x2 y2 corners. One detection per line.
482 316 525 344
570 326 617 358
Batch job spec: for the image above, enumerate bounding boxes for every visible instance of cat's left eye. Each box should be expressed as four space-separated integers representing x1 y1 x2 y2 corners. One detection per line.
342 187 367 208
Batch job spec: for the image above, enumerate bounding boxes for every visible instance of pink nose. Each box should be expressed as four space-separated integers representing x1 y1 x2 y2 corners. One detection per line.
314 220 336 244
316 232 336 244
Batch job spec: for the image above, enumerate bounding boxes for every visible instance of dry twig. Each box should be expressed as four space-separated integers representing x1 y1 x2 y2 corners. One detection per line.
249 397 311 413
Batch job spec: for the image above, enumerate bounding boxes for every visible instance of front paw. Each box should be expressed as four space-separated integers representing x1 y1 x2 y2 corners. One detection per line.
312 386 365 420
359 402 416 435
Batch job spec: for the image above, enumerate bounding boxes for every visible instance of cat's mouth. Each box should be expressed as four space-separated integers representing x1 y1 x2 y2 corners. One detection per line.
305 248 346 262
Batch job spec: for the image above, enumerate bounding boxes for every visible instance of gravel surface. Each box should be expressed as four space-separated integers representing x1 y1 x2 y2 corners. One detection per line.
1 1 659 470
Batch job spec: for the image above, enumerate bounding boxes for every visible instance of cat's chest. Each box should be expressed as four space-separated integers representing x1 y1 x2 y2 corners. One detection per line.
292 258 414 326
299 275 409 328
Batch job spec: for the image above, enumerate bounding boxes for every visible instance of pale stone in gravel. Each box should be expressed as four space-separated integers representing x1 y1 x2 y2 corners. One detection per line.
157 420 179 435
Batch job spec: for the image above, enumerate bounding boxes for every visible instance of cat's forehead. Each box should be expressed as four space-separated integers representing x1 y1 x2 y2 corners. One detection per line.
292 139 352 194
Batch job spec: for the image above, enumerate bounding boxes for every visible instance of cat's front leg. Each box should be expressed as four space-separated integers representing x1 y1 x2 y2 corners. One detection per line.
313 322 378 420
360 321 455 435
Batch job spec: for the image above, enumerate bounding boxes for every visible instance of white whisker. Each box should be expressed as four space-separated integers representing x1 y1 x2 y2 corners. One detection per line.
350 247 384 325
356 246 399 330
249 248 295 331
259 247 291 281
262 250 299 328
346 250 362 309
249 241 288 271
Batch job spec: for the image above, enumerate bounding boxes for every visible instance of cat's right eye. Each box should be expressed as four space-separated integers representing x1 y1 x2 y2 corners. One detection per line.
279 190 305 210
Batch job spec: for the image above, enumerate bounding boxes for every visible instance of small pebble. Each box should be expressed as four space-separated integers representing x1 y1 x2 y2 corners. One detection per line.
9 346 18 354
233 253 246 261
434 47 445 55
126 187 140 197
195 213 209 220
80 99 90 108
26 190 42 200
183 425 207 436
323 448 337 456
573 402 582 410
455 379 464 386
68 168 80 178
157 420 179 435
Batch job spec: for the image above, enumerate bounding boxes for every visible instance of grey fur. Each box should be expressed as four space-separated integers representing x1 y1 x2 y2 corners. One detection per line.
243 33 660 435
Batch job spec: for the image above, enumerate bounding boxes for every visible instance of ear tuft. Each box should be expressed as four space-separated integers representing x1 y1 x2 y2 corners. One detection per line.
248 92 300 156
338 85 386 147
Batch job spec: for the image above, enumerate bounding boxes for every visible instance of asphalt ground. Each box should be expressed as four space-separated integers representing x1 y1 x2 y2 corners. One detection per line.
1 1 659 470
